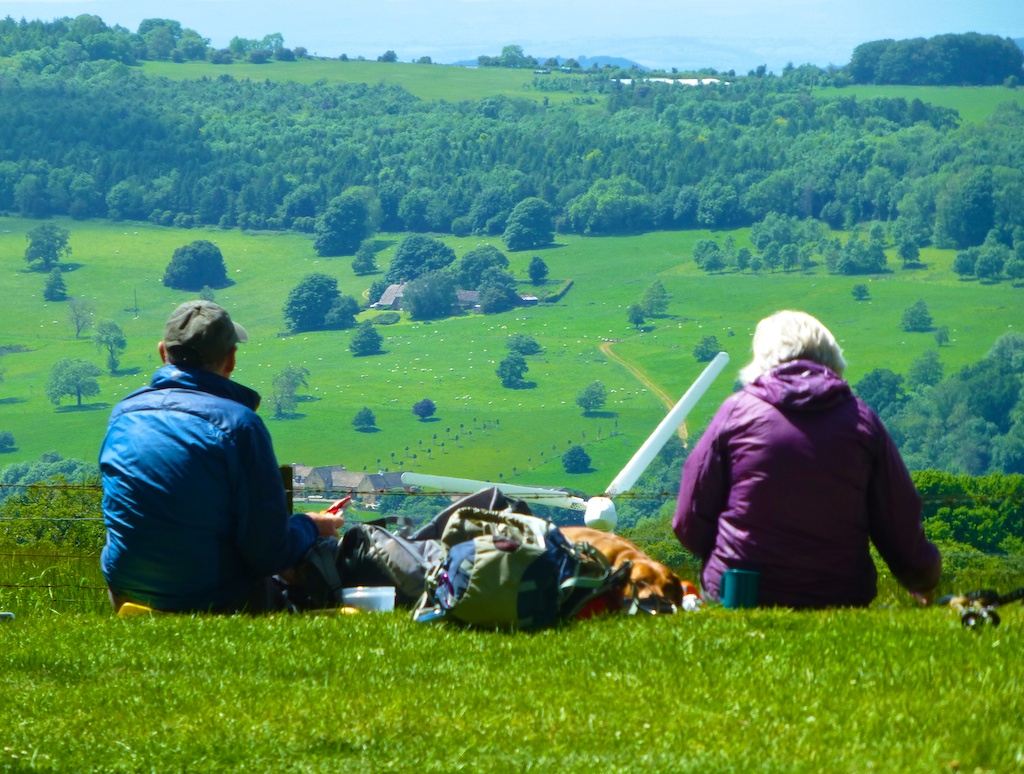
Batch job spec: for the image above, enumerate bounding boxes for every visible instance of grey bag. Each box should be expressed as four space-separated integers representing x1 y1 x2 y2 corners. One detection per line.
339 524 444 607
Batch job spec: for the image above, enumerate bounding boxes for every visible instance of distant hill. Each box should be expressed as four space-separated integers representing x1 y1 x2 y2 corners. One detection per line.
575 55 647 70
453 55 646 70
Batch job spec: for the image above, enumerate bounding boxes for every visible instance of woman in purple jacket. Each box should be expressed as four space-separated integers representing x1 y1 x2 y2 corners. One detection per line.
674 310 940 608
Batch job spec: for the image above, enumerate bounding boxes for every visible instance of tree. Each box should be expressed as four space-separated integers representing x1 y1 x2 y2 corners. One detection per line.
0 431 14 452
353 407 377 430
163 240 229 291
952 247 979 278
45 358 101 407
496 352 529 387
640 280 669 316
283 273 341 332
1006 255 1024 284
477 267 520 314
897 239 920 267
735 247 752 272
412 398 437 420
528 256 549 285
934 326 950 347
853 368 905 419
502 197 554 251
270 365 310 418
324 296 361 329
901 299 934 332
692 239 723 272
314 188 380 256
386 235 457 284
934 168 994 249
67 298 94 339
627 304 646 329
576 381 608 414
693 335 723 362
44 268 67 302
349 320 383 356
976 243 1007 281
907 350 944 391
403 271 459 320
851 283 870 301
562 445 591 474
352 240 379 275
24 224 71 272
94 320 127 374
458 245 509 289
506 333 541 356
377 50 398 63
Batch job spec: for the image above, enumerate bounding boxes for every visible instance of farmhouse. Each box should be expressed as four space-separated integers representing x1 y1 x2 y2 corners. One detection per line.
371 283 405 310
290 464 408 507
456 289 479 310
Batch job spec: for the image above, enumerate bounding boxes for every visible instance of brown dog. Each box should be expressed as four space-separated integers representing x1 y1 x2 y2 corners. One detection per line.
561 526 696 609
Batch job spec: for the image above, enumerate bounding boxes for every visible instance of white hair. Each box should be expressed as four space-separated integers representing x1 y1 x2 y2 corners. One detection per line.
739 310 846 385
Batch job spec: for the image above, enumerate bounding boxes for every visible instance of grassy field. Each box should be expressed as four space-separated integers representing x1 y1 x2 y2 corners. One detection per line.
2 216 1022 494
811 84 1024 123
0 587 1021 773
142 58 583 106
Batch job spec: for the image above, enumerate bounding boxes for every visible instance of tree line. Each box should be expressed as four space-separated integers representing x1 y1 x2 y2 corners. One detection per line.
848 34 1023 87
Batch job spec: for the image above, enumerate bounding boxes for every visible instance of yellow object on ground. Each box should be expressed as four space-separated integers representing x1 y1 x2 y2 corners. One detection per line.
117 602 160 617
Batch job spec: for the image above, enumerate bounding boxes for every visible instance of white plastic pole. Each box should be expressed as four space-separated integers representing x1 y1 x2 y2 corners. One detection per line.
603 351 729 496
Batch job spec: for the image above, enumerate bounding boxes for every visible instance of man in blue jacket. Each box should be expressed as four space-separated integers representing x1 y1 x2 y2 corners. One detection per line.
100 301 344 613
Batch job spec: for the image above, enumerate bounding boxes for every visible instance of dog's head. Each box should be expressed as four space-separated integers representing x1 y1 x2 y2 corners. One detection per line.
630 560 686 608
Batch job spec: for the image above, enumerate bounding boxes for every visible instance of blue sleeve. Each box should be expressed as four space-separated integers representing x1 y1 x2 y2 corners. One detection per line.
232 414 318 575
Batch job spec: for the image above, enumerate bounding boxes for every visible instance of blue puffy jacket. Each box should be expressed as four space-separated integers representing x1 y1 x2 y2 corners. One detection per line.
100 364 317 611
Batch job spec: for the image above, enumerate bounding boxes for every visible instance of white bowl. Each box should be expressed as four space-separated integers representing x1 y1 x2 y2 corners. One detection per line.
341 586 396 612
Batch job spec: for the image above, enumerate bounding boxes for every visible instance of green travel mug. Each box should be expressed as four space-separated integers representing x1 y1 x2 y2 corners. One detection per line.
720 569 759 608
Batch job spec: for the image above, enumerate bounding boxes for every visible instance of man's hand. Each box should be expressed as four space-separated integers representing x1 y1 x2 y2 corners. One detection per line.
306 509 345 538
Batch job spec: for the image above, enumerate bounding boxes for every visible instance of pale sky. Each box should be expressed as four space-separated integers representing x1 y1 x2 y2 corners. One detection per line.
1 0 1022 71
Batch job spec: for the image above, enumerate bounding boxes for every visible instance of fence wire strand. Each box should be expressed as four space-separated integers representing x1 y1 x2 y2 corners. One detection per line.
2 480 1023 608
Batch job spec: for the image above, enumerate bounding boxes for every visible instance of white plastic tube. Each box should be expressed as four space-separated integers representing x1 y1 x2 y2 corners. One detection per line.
604 351 729 496
400 472 586 510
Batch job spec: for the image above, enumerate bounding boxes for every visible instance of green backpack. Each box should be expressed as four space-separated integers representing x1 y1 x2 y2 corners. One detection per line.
412 504 630 631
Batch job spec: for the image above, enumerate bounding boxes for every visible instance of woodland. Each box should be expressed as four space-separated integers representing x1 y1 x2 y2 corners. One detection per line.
0 19 1022 250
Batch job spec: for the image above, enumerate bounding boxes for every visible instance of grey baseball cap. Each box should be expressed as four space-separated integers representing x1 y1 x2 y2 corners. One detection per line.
163 300 248 366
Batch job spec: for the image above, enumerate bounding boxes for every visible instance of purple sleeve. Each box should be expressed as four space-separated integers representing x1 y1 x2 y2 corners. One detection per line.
673 403 731 560
865 413 941 593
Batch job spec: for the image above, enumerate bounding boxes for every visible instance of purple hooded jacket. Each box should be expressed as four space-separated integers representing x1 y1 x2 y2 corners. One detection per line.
673 360 940 608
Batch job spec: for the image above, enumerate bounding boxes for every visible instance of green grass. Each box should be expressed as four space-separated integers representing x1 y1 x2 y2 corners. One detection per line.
811 84 1024 124
0 591 1021 772
2 216 1022 496
142 59 583 106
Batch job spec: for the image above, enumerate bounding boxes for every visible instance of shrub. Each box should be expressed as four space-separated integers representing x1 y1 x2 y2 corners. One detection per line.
562 445 591 474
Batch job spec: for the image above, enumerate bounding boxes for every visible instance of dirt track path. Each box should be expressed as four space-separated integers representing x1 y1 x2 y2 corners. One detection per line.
598 341 687 440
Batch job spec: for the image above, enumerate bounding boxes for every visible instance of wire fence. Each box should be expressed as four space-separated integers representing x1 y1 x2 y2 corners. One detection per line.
2 479 1023 614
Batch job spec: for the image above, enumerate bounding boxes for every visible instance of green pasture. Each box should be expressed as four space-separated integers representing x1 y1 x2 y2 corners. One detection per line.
1 216 1021 495
0 593 1021 772
812 84 1024 124
142 59 582 106
141 59 1024 123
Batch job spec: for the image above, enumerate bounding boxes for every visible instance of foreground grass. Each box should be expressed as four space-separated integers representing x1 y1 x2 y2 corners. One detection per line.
0 601 1020 773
